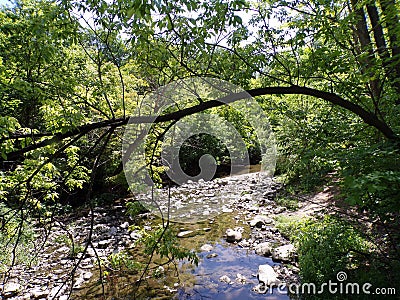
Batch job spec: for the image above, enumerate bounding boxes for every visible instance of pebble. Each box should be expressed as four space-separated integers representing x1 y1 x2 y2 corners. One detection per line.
177 230 196 238
219 275 232 284
200 244 214 252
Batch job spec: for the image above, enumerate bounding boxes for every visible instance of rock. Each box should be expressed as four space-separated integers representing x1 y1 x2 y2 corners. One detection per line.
130 231 141 240
97 240 111 249
155 266 165 276
3 282 21 296
200 244 213 252
32 288 50 299
86 247 96 257
226 228 242 243
120 222 129 229
236 273 247 284
49 285 68 299
108 226 118 236
254 242 273 256
219 275 232 284
177 230 196 238
257 264 280 286
248 206 260 212
272 244 296 262
72 276 85 290
291 266 300 273
206 253 218 258
253 284 269 294
274 207 286 214
59 296 69 300
238 239 251 248
83 272 93 280
263 189 276 198
249 215 273 228
57 246 71 253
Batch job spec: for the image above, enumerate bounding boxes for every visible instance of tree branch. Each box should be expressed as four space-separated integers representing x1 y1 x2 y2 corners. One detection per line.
3 85 398 161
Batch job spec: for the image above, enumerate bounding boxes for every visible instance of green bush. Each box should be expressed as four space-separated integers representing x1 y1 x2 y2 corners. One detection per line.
340 142 400 219
294 216 369 286
0 204 35 271
108 251 143 273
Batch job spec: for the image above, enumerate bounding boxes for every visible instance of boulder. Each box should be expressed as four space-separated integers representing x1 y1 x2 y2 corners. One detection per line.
3 282 21 297
249 215 273 228
257 264 280 286
254 242 273 256
225 228 242 242
272 244 296 262
31 288 50 299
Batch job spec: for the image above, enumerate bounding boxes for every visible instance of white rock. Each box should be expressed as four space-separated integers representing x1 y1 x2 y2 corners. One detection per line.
257 264 280 286
32 288 50 299
22 293 32 300
130 231 141 240
272 244 296 262
222 207 233 213
226 228 242 242
3 282 21 295
120 222 130 229
97 240 111 248
200 244 213 252
73 276 85 290
236 273 247 284
177 230 196 238
219 275 232 284
254 242 273 256
83 271 93 280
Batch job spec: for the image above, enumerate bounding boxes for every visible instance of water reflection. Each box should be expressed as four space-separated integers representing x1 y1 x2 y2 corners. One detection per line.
177 242 291 300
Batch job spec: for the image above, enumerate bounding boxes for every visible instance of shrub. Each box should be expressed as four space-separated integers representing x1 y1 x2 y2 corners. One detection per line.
0 204 35 271
294 216 369 285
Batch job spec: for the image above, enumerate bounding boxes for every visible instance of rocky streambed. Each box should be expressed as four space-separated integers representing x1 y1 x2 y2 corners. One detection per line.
0 171 329 299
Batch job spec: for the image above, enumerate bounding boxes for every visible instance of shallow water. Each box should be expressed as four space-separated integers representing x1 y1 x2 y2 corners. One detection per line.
177 242 291 300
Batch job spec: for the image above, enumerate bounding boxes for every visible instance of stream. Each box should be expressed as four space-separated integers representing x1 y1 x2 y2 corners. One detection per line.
1 171 302 300
177 242 291 300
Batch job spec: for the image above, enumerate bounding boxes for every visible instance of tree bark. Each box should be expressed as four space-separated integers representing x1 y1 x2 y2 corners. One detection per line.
350 0 381 102
378 0 400 104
